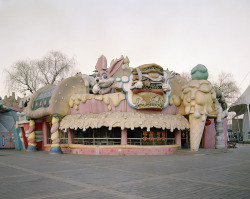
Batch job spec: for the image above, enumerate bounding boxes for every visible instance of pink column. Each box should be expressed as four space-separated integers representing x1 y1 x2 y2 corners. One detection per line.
42 119 47 145
68 129 73 144
175 130 181 146
203 119 216 149
121 129 127 145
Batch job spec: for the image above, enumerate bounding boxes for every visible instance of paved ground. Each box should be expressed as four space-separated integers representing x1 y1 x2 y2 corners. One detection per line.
0 144 250 199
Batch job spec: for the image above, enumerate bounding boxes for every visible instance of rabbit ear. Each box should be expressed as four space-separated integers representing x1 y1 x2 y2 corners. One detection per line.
108 57 124 77
95 55 107 73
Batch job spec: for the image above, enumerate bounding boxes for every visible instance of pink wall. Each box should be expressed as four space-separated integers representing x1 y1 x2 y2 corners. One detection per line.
204 119 216 149
70 99 179 115
43 145 179 155
68 146 177 155
203 118 227 149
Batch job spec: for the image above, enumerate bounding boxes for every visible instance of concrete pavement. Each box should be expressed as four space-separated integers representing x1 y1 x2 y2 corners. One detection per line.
0 144 250 199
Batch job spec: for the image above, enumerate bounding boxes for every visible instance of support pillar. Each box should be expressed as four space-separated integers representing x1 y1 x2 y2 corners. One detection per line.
121 129 127 145
27 120 37 151
68 129 73 144
50 116 62 154
42 119 47 145
175 130 181 147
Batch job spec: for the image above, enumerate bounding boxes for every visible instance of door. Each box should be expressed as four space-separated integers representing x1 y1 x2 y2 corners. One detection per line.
181 130 190 149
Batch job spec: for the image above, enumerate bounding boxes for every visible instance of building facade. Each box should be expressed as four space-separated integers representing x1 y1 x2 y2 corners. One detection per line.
20 56 227 155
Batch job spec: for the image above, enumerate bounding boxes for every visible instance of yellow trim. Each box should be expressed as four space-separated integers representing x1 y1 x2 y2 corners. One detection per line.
51 131 59 141
28 143 37 147
51 144 60 147
44 144 69 148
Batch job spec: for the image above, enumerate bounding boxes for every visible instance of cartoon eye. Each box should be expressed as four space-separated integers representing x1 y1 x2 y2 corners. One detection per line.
102 74 108 79
96 74 100 77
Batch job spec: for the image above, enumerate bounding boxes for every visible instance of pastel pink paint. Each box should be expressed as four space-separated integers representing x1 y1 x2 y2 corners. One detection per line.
204 119 216 149
52 138 60 144
56 146 178 155
51 123 59 133
71 99 179 115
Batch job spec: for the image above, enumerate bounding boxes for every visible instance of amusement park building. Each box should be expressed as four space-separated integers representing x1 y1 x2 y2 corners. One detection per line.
18 55 228 155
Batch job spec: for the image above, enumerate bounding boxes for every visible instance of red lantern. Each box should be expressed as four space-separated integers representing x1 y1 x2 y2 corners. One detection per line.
205 120 211 126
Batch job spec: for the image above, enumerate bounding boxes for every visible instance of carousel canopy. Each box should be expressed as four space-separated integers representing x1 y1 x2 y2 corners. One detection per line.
229 85 250 116
59 112 189 132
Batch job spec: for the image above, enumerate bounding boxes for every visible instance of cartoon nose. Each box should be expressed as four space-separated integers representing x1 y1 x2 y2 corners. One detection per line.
96 79 99 82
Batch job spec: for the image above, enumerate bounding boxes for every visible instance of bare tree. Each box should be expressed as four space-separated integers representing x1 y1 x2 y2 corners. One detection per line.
212 72 239 106
5 50 76 94
180 72 192 82
37 51 75 85
5 60 41 94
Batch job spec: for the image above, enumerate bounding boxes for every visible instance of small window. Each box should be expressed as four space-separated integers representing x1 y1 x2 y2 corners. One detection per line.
73 127 121 145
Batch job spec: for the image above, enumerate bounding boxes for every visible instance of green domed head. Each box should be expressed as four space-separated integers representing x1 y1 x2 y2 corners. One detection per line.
191 64 208 80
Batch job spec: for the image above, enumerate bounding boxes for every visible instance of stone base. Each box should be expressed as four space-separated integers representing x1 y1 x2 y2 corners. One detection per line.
50 147 62 154
215 134 225 149
27 145 37 151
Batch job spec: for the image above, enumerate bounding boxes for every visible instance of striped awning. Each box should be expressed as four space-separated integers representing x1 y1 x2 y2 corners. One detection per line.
59 112 189 132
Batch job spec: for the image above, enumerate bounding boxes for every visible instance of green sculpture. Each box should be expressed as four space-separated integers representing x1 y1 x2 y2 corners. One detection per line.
191 64 208 80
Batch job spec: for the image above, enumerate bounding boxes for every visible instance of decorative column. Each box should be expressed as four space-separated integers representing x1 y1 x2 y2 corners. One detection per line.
214 94 227 149
50 115 62 154
175 130 181 147
27 120 37 151
215 119 225 149
121 129 127 145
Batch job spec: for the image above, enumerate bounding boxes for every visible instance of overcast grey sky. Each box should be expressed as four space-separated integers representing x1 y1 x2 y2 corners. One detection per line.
0 0 249 97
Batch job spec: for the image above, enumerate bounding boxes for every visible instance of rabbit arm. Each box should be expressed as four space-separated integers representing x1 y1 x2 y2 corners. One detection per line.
100 87 112 95
92 84 100 94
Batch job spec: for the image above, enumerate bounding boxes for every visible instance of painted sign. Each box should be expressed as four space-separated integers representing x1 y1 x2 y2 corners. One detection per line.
0 132 15 148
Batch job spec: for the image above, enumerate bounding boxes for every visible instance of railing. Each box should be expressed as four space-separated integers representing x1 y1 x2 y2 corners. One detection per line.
47 138 68 144
127 138 142 145
73 138 121 145
47 138 52 144
60 138 68 144
127 138 175 145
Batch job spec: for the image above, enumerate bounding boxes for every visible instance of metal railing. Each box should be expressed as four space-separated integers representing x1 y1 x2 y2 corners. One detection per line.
73 138 121 145
127 138 175 145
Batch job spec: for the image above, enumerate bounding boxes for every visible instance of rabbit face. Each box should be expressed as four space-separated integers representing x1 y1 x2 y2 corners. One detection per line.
95 72 114 88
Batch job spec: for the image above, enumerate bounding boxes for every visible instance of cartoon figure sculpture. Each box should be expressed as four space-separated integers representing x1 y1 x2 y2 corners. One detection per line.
119 64 175 110
92 55 130 94
181 64 216 151
214 88 228 149
27 119 37 151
